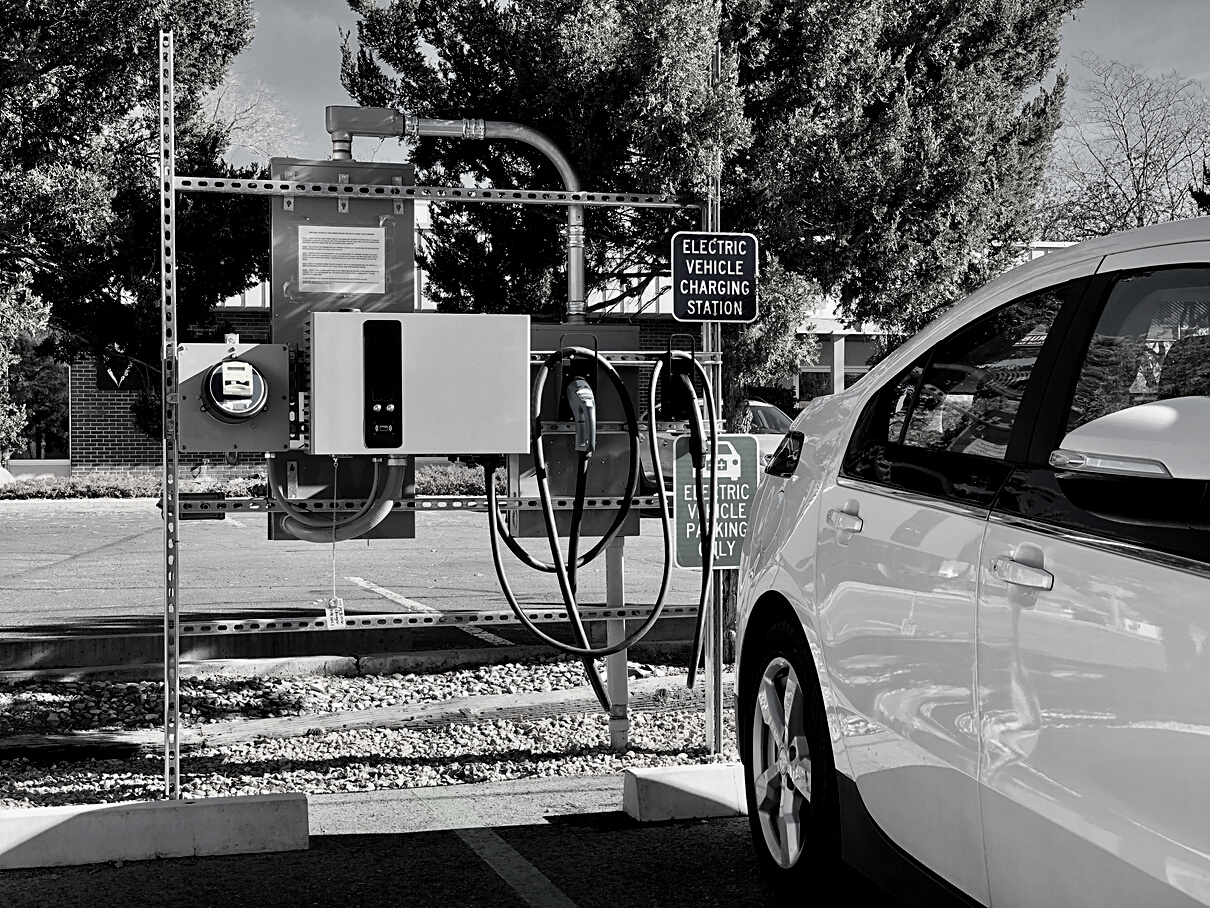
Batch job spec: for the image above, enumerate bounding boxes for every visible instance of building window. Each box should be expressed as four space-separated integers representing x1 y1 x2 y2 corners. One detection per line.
798 369 867 403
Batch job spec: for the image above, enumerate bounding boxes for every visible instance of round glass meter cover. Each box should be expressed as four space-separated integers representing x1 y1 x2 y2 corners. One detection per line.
204 360 269 422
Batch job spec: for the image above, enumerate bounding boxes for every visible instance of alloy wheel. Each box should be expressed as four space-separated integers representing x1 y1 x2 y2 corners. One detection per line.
750 655 813 868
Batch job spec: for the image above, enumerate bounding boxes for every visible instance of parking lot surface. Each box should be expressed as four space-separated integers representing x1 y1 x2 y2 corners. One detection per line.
0 500 700 636
0 776 894 908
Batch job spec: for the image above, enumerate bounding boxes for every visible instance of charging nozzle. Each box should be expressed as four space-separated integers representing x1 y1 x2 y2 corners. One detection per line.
566 378 597 454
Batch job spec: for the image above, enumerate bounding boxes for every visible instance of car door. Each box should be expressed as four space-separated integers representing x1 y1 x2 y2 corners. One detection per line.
815 282 1077 903
978 263 1210 907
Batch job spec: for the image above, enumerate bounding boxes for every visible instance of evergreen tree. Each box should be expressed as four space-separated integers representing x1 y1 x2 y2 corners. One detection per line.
727 0 1076 338
0 1 267 452
341 0 1075 414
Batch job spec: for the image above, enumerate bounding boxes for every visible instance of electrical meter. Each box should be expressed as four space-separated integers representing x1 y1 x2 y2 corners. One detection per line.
177 343 290 453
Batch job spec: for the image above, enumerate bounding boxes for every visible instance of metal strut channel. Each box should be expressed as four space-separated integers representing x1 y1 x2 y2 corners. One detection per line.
158 29 182 801
177 605 700 637
172 177 693 210
178 495 671 515
528 351 722 364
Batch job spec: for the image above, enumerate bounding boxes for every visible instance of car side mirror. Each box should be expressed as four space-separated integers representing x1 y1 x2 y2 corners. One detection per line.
1050 396 1210 480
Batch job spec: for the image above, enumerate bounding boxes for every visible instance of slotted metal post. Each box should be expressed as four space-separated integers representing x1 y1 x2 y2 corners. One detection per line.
159 30 182 799
702 40 726 755
606 537 629 750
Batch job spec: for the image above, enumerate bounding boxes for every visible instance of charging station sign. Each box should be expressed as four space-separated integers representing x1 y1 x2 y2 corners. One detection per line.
671 231 758 323
673 434 759 570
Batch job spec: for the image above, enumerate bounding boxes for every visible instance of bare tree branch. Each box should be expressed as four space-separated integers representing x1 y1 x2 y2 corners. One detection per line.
1038 55 1210 240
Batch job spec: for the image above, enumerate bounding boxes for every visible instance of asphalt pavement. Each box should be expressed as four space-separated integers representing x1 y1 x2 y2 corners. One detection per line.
0 500 701 637
0 775 894 908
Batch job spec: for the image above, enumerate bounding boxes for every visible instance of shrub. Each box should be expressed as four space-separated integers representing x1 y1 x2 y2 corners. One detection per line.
415 461 505 496
0 473 162 500
0 463 503 499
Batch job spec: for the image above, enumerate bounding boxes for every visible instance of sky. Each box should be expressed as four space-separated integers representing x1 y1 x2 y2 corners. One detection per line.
232 0 1210 164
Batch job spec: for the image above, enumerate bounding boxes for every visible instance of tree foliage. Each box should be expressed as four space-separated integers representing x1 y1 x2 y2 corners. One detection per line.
1039 55 1210 241
341 0 1074 421
727 0 1075 338
1191 164 1210 216
7 333 69 459
342 0 748 321
0 1 265 452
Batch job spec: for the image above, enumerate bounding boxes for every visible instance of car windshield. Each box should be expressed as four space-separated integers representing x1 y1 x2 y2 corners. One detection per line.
750 404 792 433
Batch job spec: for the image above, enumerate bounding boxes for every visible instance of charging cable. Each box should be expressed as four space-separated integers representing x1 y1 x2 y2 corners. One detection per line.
485 345 719 702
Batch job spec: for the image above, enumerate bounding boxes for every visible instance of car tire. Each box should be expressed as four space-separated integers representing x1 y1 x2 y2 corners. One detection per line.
740 617 839 886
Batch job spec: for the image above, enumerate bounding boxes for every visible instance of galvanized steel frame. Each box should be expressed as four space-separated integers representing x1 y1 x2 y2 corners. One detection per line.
158 30 182 799
179 604 699 637
174 176 690 210
159 27 722 782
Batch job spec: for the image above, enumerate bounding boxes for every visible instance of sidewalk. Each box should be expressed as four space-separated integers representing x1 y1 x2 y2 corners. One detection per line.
308 774 624 835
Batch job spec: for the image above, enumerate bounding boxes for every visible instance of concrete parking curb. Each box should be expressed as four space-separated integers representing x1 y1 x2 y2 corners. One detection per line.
0 793 308 868
622 763 747 822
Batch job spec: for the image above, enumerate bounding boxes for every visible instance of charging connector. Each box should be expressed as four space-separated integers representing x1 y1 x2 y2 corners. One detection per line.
566 378 597 454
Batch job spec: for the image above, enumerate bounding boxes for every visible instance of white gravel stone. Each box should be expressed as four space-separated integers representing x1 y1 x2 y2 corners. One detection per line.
0 658 738 809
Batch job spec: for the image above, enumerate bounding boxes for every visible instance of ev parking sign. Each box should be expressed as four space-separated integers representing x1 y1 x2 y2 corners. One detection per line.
673 434 759 570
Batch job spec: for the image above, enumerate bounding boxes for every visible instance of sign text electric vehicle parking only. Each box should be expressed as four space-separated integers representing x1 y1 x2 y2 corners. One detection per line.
671 231 759 323
673 434 759 569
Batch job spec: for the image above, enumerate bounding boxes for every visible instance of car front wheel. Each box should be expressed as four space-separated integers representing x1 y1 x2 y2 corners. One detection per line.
740 618 839 885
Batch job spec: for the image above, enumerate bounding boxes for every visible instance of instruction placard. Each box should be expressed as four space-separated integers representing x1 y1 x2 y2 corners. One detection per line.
673 434 759 570
298 226 386 294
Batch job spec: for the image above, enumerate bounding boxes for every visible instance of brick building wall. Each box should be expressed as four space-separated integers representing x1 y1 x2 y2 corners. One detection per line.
631 318 707 409
69 354 162 475
69 310 272 477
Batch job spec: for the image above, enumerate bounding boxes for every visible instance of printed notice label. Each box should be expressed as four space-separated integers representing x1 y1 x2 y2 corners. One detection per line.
298 226 386 294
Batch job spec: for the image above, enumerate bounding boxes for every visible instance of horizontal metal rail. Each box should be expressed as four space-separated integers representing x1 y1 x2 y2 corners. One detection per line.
179 494 670 515
530 351 721 365
178 604 699 636
173 177 693 209
540 420 716 432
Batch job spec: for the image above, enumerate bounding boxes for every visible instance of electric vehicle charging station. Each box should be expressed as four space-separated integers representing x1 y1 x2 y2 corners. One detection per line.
154 30 740 799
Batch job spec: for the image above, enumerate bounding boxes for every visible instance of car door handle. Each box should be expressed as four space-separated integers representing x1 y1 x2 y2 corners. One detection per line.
826 508 863 534
989 556 1054 591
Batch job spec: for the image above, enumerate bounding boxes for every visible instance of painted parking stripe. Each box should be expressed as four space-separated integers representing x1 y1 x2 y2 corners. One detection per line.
345 575 514 647
416 790 579 908
345 575 432 611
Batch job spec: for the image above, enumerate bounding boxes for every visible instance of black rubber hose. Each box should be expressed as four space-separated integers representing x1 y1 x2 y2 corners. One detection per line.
568 450 611 712
484 347 674 658
494 348 638 573
683 365 719 689
278 462 406 543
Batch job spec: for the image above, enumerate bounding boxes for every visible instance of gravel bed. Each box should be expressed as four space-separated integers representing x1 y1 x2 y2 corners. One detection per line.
0 657 678 737
0 658 739 809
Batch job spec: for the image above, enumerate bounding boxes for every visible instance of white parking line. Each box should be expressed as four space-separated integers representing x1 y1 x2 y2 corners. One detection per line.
345 575 432 612
415 790 579 908
345 575 514 647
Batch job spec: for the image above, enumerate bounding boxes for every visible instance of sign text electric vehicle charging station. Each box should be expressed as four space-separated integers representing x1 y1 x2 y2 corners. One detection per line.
671 231 758 323
673 435 759 570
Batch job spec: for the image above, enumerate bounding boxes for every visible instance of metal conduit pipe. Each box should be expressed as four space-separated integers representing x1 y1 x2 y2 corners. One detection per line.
325 106 586 323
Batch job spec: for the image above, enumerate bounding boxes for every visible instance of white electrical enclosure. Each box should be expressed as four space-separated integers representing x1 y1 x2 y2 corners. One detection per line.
309 312 531 455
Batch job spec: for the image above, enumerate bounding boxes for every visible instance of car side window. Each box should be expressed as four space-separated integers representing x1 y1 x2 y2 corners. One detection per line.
842 283 1074 506
901 288 1067 459
1065 267 1210 434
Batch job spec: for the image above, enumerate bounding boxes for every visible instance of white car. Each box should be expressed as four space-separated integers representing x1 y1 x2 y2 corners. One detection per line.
737 217 1210 907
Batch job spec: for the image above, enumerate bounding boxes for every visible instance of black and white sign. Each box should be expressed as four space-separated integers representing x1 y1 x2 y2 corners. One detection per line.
671 231 758 323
